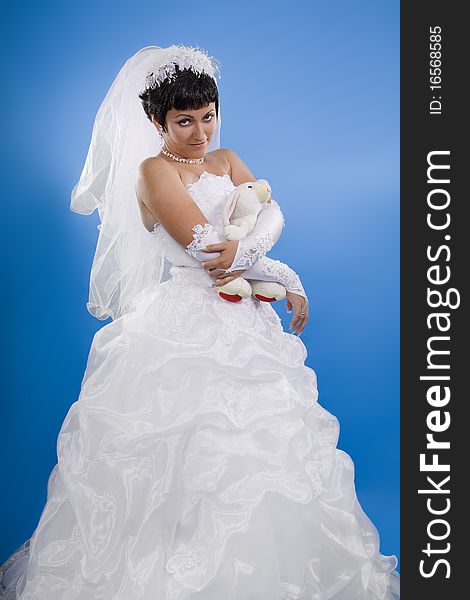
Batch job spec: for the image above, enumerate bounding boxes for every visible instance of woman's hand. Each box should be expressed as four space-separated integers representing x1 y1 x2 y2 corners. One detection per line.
286 291 309 335
201 240 246 285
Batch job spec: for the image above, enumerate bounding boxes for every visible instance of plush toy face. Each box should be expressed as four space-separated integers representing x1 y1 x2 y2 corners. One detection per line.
222 179 272 227
238 179 272 201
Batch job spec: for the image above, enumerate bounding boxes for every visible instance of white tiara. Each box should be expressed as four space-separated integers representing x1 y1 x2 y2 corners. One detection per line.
143 44 220 90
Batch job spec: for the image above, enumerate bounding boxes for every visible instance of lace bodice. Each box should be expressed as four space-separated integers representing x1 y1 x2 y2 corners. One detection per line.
151 171 235 267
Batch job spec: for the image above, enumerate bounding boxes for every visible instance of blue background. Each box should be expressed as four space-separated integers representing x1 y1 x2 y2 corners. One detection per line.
1 0 399 568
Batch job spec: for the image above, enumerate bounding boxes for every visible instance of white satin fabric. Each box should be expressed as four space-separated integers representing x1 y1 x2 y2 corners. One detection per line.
0 172 400 599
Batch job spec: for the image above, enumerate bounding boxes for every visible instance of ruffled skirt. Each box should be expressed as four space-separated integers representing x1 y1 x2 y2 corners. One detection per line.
0 266 400 599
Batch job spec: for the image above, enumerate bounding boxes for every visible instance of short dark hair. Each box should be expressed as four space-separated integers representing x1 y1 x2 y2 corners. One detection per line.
139 66 219 132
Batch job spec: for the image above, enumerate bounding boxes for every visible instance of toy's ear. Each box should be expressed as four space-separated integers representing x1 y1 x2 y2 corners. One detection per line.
222 189 240 225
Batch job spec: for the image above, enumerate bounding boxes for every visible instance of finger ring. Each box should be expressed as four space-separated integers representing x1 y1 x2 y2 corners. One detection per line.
300 312 306 315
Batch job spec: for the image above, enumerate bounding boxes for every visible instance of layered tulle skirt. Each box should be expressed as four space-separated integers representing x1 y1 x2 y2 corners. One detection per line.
0 265 400 599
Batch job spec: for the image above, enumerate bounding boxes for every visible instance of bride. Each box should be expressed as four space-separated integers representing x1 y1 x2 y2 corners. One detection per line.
0 45 400 599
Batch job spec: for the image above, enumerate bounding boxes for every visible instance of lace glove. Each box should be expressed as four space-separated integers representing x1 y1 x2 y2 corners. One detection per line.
242 255 308 301
184 223 225 261
224 199 285 274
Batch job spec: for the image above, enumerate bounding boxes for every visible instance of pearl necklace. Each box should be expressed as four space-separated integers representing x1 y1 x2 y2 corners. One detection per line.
160 146 205 165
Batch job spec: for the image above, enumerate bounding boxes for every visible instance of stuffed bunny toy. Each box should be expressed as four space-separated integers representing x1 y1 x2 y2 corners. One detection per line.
215 179 287 303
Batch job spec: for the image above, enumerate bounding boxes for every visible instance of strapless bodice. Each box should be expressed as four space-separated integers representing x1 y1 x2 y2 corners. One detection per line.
151 171 235 268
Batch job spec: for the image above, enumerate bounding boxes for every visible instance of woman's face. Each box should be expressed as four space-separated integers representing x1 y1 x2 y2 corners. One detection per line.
152 102 217 159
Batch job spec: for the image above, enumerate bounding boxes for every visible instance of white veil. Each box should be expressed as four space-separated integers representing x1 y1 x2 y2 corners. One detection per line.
70 45 221 320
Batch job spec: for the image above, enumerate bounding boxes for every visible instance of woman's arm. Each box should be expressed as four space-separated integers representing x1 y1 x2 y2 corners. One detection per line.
242 255 307 301
136 158 213 248
223 204 285 274
136 158 233 262
202 149 285 273
222 148 284 212
215 150 309 320
222 148 256 186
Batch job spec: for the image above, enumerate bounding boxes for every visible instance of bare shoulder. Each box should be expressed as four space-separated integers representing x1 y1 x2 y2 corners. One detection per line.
215 147 256 184
213 147 237 164
135 156 185 213
202 148 230 173
138 155 178 183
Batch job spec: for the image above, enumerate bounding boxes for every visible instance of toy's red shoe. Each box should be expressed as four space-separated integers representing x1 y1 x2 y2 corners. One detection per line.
249 280 287 303
216 278 252 303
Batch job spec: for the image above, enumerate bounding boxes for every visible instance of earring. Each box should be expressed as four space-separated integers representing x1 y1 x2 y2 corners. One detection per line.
158 127 163 139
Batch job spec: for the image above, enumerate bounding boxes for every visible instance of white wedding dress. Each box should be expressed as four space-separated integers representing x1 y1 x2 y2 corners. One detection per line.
0 171 400 599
